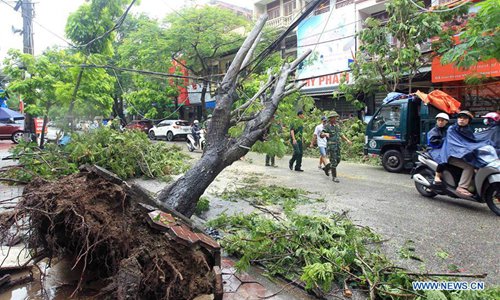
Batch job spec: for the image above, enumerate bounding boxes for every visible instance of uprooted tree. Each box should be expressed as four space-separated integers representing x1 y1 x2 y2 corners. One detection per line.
157 15 311 217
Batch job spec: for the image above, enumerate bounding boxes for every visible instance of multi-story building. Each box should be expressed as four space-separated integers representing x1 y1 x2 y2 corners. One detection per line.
253 0 499 117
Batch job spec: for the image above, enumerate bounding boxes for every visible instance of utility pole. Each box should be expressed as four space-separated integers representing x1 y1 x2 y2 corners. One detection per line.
21 0 34 55
16 0 36 141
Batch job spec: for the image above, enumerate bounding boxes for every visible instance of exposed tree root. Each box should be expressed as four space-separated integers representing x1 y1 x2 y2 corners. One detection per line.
17 170 215 300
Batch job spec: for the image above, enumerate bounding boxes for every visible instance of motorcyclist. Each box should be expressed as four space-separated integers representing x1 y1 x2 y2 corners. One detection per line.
438 110 488 197
427 112 449 185
476 112 499 156
192 120 201 147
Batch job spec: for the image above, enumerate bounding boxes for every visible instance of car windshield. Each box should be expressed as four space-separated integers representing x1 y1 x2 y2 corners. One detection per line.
176 121 190 126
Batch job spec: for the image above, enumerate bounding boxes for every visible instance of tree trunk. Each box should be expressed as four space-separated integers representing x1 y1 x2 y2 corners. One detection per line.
157 144 246 217
67 56 87 130
39 102 51 149
156 14 311 218
200 79 208 120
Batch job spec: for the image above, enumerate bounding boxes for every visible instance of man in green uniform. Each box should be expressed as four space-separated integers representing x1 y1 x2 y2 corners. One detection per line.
289 111 305 172
321 111 352 182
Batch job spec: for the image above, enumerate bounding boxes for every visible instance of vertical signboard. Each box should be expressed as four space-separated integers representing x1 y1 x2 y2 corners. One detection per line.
297 6 356 92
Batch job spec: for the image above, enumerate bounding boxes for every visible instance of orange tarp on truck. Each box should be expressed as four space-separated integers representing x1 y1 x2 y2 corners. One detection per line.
415 90 461 114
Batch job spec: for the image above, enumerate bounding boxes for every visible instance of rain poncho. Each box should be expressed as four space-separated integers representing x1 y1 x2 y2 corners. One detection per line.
475 125 499 157
437 124 496 168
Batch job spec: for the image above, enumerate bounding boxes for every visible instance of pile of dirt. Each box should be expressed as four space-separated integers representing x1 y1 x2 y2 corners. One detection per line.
20 170 215 299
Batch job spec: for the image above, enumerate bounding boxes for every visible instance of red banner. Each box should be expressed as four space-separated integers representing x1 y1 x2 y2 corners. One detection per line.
432 57 500 83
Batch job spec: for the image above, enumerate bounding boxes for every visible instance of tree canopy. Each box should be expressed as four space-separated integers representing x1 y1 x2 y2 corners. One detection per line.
440 0 500 67
338 0 465 107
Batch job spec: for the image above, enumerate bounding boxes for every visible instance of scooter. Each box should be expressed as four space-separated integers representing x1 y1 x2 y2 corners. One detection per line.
412 151 500 216
186 130 206 152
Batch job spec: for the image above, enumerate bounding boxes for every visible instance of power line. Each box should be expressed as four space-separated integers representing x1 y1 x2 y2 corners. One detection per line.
0 0 75 48
76 0 138 50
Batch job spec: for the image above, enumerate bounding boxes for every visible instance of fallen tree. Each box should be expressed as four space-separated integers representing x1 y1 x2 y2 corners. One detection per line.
157 14 312 217
13 167 219 299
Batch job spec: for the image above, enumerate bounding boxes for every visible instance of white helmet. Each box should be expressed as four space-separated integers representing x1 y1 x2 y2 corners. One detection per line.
193 120 199 124
435 112 449 121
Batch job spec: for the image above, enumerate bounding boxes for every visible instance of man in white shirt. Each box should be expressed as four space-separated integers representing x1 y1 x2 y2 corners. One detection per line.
310 116 328 170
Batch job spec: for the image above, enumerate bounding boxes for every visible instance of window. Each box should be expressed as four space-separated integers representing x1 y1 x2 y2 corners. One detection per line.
370 105 401 131
283 0 296 16
267 0 280 19
176 121 190 126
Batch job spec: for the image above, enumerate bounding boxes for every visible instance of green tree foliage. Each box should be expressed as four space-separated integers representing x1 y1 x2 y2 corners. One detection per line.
338 0 464 107
163 6 250 117
65 0 130 55
115 16 179 120
64 0 131 125
3 49 63 117
440 0 500 67
7 128 190 181
3 49 116 123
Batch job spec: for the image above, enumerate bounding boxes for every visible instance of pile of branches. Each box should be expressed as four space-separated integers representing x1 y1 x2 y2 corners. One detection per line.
208 209 495 300
2 127 190 182
11 168 214 299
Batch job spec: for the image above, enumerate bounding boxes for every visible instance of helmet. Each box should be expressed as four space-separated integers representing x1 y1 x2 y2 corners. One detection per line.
328 111 339 118
435 112 449 121
482 112 500 122
194 120 199 124
457 110 473 120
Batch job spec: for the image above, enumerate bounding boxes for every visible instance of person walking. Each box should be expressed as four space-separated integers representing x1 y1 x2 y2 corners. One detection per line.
289 111 305 172
321 111 352 182
310 116 328 169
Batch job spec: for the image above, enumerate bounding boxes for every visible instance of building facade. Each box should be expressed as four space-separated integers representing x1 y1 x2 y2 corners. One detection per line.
253 0 499 117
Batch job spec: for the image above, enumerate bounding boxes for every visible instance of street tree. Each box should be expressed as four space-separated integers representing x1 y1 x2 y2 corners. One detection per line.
64 0 133 126
157 16 311 217
338 0 464 107
440 0 500 67
3 49 67 147
115 16 179 120
163 6 250 119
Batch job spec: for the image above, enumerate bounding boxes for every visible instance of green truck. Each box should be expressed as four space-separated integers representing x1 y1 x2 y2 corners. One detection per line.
364 96 487 172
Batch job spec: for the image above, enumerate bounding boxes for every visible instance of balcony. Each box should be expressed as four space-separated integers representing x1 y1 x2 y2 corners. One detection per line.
266 13 295 29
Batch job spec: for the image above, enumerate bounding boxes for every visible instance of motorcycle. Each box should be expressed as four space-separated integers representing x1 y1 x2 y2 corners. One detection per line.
186 129 206 152
412 151 500 216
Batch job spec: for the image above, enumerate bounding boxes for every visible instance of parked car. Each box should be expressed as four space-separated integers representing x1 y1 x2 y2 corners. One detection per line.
0 120 24 143
124 120 153 134
148 119 191 141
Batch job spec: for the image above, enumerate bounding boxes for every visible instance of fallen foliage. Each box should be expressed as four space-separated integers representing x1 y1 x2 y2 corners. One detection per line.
208 207 498 299
4 128 190 182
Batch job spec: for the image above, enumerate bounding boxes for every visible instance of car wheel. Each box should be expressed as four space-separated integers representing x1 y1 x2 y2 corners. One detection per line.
382 149 404 173
485 183 500 216
11 131 24 144
148 131 156 140
166 131 174 141
414 169 437 198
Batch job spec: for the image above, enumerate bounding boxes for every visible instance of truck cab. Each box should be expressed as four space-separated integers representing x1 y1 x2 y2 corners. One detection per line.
365 96 489 172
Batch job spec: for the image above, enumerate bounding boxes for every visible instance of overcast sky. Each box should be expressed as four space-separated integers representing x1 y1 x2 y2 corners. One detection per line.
0 0 254 60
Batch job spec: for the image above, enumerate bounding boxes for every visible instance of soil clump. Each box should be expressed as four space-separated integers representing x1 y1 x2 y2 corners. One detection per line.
13 168 215 299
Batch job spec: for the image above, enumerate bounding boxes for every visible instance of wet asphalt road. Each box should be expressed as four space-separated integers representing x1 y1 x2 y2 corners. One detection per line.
2 139 498 289
171 140 499 287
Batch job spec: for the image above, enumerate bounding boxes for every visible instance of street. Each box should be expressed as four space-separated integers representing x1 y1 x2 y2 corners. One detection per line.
1 139 498 289
167 141 499 287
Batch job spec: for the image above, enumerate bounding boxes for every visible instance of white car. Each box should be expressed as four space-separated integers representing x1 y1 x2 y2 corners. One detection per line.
148 119 191 141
